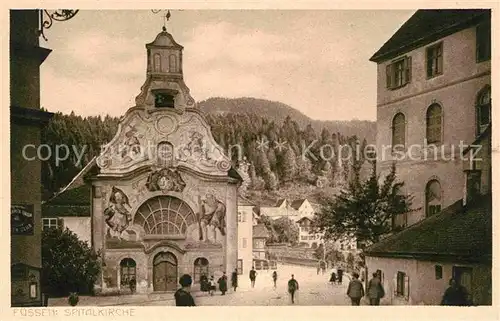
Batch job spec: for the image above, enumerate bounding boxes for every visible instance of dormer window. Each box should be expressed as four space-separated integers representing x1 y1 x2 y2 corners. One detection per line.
155 93 175 108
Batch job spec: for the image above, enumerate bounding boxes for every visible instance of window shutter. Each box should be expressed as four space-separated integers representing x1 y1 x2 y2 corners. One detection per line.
386 64 392 89
57 218 64 230
393 274 398 296
405 56 412 83
404 275 410 300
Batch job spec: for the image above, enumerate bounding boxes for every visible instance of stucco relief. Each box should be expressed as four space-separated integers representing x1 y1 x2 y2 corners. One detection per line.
145 167 186 193
104 187 132 238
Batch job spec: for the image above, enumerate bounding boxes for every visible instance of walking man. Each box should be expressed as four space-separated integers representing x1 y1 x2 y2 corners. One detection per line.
441 278 470 306
347 272 364 306
249 267 257 288
288 274 299 304
367 272 385 305
272 270 278 288
337 268 344 285
231 268 238 292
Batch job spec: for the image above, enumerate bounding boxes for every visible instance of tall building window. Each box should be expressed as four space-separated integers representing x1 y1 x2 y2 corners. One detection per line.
392 113 406 151
476 21 491 62
476 86 491 135
386 56 411 89
425 179 442 217
426 104 442 144
120 258 136 286
426 42 443 78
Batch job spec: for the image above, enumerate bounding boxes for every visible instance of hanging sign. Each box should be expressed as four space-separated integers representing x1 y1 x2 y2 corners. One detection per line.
11 204 34 235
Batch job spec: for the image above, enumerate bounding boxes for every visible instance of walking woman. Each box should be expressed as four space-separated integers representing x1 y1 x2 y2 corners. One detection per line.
272 271 278 288
367 272 385 305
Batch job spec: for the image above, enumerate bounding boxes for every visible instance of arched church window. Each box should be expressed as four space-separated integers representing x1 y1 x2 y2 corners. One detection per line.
426 104 442 144
120 258 136 286
134 196 196 236
169 54 177 73
193 257 209 283
154 53 161 72
392 113 405 151
425 179 442 217
477 86 491 135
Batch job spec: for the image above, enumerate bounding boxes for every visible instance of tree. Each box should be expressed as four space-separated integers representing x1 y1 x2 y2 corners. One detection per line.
314 162 413 245
265 170 279 191
272 217 299 246
281 147 297 183
42 227 101 297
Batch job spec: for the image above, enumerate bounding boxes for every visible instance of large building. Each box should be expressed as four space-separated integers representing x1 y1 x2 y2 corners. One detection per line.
87 27 241 293
372 9 491 228
10 10 55 307
365 9 491 305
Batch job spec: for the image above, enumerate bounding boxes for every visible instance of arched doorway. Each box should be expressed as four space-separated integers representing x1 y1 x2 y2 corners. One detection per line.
120 258 136 288
153 252 178 291
193 257 209 283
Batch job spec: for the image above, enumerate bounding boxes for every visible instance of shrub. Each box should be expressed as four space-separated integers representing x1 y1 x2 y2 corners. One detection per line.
42 227 101 297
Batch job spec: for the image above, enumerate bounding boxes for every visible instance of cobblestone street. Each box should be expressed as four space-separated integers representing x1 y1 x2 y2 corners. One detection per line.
141 264 355 306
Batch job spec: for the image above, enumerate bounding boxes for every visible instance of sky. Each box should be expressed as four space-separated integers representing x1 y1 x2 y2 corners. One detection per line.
40 10 415 121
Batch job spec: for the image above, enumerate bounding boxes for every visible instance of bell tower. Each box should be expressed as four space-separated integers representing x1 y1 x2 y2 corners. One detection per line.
135 25 195 111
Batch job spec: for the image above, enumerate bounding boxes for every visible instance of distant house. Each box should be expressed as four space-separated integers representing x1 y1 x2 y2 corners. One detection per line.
252 224 269 269
296 217 322 249
41 158 95 244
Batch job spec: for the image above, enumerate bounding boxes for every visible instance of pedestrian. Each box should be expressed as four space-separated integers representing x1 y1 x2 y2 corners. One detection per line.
367 272 385 306
272 270 278 288
317 266 320 275
174 274 196 306
347 272 364 306
288 274 299 304
231 268 238 291
129 277 136 294
218 272 228 295
337 268 343 285
249 267 257 288
209 276 216 296
441 278 470 306
200 274 209 294
329 271 336 285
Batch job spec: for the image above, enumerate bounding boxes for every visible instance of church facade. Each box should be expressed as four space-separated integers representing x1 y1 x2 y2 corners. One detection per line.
90 27 241 293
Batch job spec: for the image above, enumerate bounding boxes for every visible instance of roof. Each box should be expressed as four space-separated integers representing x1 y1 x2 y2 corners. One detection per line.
253 224 270 239
238 195 256 206
370 9 490 63
365 195 492 263
275 199 287 207
42 185 91 217
290 199 307 210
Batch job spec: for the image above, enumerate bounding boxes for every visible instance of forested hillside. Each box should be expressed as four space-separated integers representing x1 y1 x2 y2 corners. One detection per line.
41 98 374 200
